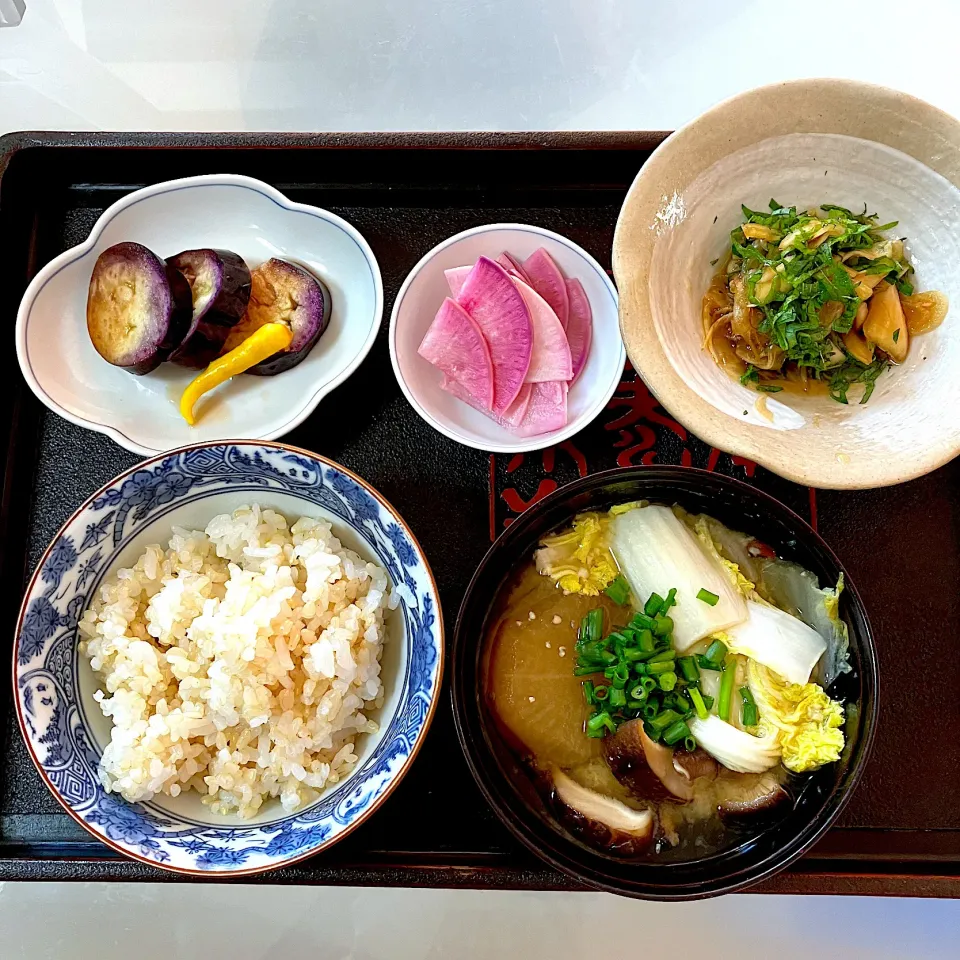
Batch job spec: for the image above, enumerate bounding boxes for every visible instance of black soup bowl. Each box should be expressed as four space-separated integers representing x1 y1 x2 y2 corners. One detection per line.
451 466 878 900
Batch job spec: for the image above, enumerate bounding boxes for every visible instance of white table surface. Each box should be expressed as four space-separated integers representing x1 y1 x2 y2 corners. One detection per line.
2 1 959 955
2 0 960 134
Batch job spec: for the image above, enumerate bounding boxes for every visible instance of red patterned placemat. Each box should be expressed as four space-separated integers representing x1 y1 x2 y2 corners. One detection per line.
490 365 817 537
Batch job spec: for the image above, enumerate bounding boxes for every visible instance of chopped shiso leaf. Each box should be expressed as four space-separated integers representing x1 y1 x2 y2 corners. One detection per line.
703 199 943 402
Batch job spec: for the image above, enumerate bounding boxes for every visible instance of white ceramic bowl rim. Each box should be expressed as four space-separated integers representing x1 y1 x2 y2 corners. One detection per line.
12 441 443 876
15 174 385 455
389 222 625 453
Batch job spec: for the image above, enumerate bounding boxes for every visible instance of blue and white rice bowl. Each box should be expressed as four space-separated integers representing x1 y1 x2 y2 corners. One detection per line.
13 442 443 876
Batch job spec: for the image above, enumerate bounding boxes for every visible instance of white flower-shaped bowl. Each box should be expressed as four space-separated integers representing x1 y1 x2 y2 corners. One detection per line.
13 442 443 876
16 175 383 456
613 80 960 489
390 223 624 453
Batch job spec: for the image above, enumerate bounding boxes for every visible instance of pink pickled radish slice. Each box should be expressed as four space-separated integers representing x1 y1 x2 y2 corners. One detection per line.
523 248 569 329
457 257 532 414
514 381 568 437
564 278 593 382
440 376 532 428
497 252 531 284
512 278 573 383
502 382 533 426
418 297 494 410
444 265 473 298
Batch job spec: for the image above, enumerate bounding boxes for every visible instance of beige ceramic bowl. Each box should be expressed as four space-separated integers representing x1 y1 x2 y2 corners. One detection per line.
613 79 960 489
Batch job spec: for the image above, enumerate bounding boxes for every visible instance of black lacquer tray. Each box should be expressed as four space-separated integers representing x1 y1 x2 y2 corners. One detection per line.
1 132 957 895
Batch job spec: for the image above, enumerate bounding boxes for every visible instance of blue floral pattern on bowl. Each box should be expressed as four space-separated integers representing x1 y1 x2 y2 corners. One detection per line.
14 443 443 875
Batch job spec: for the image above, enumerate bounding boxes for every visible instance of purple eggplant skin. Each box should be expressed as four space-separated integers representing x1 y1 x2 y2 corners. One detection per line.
166 248 252 368
222 258 332 376
86 241 193 375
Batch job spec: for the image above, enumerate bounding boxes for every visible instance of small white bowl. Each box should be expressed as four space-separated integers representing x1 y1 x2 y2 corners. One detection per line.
16 175 383 456
390 224 623 453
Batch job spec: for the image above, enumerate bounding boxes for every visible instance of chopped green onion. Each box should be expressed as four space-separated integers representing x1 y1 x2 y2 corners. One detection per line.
608 686 627 708
684 736 697 752
701 694 715 710
627 699 646 710
642 701 659 720
641 677 658 693
623 647 648 663
594 685 609 701
696 588 720 606
574 665 600 677
659 671 678 692
677 656 700 683
586 711 617 738
742 702 759 727
604 575 631 606
649 709 682 733
672 693 691 713
583 680 596 705
718 658 736 722
653 615 674 637
611 664 630 689
689 686 709 720
628 683 647 702
648 648 676 664
630 612 657 631
705 639 728 663
608 631 627 649
644 593 664 617
739 686 756 706
662 719 691 747
579 608 604 645
646 660 675 676
696 655 723 671
637 629 655 653
659 587 677 614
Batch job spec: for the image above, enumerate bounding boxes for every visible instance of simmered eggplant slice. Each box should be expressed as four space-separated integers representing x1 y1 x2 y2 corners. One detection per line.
167 248 251 368
86 242 192 375
223 258 331 375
